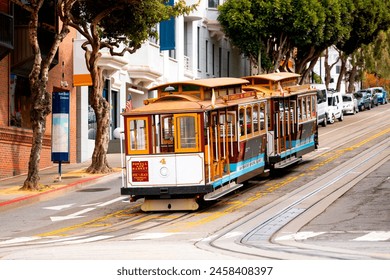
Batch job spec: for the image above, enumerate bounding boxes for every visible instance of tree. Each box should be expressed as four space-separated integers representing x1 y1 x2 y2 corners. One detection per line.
363 30 390 80
67 0 197 174
218 0 351 83
324 48 340 89
12 0 76 191
293 0 352 83
335 0 390 89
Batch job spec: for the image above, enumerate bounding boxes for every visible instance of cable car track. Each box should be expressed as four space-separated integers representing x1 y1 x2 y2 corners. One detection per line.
197 138 390 259
0 106 388 260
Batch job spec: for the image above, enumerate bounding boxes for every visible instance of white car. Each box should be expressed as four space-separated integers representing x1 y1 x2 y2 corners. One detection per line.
342 93 359 115
327 91 344 124
312 84 328 127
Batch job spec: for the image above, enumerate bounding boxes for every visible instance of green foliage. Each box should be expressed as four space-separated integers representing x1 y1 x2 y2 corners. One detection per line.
218 0 261 64
337 0 390 55
312 72 322 84
218 0 390 76
218 0 350 73
363 30 390 79
70 0 197 53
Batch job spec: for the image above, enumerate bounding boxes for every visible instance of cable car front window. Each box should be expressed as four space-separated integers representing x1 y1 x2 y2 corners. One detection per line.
129 118 148 153
177 116 196 149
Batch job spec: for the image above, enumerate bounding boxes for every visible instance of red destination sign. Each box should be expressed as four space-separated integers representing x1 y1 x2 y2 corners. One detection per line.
131 161 149 182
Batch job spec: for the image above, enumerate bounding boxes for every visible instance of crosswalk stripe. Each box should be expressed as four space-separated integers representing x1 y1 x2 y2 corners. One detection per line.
353 231 390 242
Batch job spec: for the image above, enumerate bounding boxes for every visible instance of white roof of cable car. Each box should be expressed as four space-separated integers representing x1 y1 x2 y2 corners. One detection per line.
149 77 249 90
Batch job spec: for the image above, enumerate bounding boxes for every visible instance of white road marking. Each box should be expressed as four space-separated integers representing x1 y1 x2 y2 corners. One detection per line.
130 233 181 240
43 204 75 211
0 236 41 245
61 235 113 244
219 231 243 240
49 197 124 222
275 231 326 241
195 234 219 242
97 196 125 207
80 203 101 207
50 207 96 222
37 236 88 244
353 231 390 242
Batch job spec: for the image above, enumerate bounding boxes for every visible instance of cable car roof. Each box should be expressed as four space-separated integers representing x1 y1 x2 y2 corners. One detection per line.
242 72 301 82
149 77 249 91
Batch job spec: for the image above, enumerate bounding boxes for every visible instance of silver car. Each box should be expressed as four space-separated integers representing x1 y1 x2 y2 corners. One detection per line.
342 93 359 115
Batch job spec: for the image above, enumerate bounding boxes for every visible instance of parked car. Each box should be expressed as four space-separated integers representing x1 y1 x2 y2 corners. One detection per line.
371 87 389 105
327 91 343 123
365 88 378 107
312 84 328 127
342 93 358 115
354 90 372 111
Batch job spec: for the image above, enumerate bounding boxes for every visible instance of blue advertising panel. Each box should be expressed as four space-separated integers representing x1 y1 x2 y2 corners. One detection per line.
160 0 175 51
51 91 70 162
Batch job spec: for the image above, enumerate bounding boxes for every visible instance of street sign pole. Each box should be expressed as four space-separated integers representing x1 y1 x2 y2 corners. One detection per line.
51 91 70 181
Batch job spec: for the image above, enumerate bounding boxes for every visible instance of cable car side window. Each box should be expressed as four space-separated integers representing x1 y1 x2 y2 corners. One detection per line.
162 115 174 141
239 107 245 139
246 106 253 135
253 103 259 133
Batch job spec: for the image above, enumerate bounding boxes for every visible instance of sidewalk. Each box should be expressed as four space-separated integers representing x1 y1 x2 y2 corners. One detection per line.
0 153 123 212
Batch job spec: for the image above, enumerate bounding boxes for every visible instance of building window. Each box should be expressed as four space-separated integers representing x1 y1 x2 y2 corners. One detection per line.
169 49 176 59
205 40 208 73
88 80 109 140
212 44 215 76
88 87 97 140
149 25 158 45
9 74 32 129
197 27 200 70
336 65 341 74
208 0 218 8
218 47 222 77
184 22 188 56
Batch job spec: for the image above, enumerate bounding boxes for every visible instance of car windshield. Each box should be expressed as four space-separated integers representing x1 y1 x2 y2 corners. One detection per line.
342 96 351 102
328 97 335 106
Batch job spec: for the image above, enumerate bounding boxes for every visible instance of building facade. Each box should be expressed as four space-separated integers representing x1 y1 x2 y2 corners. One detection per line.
73 0 251 161
312 46 360 93
0 1 77 179
0 0 250 178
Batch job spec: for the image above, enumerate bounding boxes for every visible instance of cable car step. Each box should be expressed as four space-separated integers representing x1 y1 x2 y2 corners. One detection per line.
274 156 302 169
204 182 244 201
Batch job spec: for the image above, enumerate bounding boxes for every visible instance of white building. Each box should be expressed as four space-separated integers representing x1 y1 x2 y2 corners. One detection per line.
73 0 251 162
312 46 360 93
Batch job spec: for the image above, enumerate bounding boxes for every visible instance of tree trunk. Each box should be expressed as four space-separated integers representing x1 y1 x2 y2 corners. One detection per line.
336 56 347 92
347 64 358 93
85 49 112 174
324 49 331 87
86 94 112 174
21 1 50 191
16 0 72 191
21 88 51 190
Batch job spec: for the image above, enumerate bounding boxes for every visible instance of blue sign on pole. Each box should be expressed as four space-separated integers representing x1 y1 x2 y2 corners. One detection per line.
51 91 70 163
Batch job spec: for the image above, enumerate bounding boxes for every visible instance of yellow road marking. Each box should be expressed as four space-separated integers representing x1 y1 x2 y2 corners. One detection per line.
38 128 390 236
38 205 141 237
170 128 390 232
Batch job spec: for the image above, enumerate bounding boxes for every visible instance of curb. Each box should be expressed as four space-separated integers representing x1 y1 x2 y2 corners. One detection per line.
0 171 121 212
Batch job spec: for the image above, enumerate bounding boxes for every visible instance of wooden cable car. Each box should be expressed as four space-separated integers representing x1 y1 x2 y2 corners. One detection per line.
121 73 318 211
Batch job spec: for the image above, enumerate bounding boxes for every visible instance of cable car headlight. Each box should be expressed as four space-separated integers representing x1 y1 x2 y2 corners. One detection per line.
160 166 169 177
